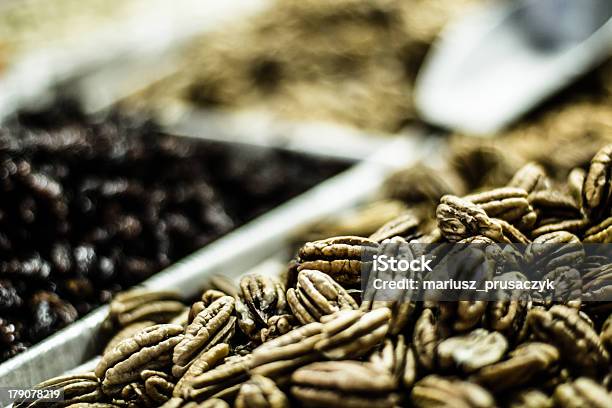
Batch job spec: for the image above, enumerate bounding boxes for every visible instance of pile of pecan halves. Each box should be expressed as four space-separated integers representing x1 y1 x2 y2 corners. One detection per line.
17 144 612 407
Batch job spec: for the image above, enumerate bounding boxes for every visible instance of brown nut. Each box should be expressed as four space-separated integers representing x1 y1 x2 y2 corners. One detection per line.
315 308 390 360
524 232 584 276
236 274 287 340
174 344 229 398
582 144 612 221
471 342 559 392
507 389 553 408
437 329 508 373
527 305 609 376
104 321 157 356
172 296 236 377
183 354 252 402
95 324 184 397
601 314 612 354
583 217 612 242
297 236 379 286
411 375 496 408
109 289 185 328
291 361 399 408
528 190 582 224
235 375 289 408
14 373 102 408
507 162 549 194
119 370 175 407
250 322 324 379
436 195 503 242
413 308 441 372
369 334 417 389
439 301 487 333
369 211 421 242
160 397 229 408
287 269 357 325
484 299 530 342
554 377 612 408
464 187 536 231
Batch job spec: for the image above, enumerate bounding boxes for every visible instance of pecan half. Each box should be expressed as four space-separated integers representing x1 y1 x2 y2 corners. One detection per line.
369 212 421 242
582 144 612 221
250 322 324 379
297 236 379 286
235 375 289 408
507 389 553 408
411 375 496 408
291 361 399 408
369 335 417 388
172 296 236 377
507 162 549 194
436 195 503 242
554 378 612 408
315 308 390 360
527 305 609 375
95 324 183 397
109 289 185 328
174 344 229 399
236 274 287 341
583 217 612 242
183 355 252 402
14 373 103 408
464 187 536 231
413 308 441 372
287 269 357 325
471 342 559 392
437 329 508 373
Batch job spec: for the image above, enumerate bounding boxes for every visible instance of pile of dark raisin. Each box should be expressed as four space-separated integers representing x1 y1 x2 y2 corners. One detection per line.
0 101 348 362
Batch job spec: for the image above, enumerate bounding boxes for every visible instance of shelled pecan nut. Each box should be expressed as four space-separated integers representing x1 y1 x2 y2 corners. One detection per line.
411 375 496 408
527 305 609 376
172 296 236 377
14 373 103 408
109 289 186 328
287 269 357 325
235 375 289 408
291 361 399 408
236 274 287 340
297 236 379 285
95 324 184 397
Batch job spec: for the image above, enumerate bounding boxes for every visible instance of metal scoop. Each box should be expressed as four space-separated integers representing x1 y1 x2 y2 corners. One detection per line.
414 0 612 135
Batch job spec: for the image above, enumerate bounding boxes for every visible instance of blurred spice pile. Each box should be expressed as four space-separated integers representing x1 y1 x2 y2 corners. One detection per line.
129 0 477 132
0 101 348 362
